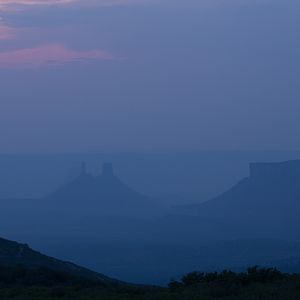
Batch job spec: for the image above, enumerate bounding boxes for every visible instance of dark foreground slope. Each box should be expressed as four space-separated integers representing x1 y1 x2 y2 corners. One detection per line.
1 267 300 300
0 237 116 284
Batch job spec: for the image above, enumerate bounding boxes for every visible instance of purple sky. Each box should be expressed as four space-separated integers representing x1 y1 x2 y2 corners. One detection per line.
0 0 300 153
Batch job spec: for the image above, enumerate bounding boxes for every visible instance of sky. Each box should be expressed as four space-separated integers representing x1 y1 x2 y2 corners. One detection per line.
0 0 300 153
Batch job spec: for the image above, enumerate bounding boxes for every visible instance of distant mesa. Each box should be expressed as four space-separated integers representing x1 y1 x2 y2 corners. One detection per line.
45 162 152 215
78 162 113 178
173 159 300 239
183 159 300 215
249 160 300 181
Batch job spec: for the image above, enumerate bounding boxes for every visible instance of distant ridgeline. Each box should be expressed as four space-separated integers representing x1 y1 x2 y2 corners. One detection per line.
173 159 300 240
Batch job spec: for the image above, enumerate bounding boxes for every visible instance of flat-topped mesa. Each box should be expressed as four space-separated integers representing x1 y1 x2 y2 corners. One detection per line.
102 162 114 177
249 160 300 180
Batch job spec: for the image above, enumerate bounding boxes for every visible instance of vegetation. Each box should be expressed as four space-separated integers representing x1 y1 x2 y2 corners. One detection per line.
1 265 300 299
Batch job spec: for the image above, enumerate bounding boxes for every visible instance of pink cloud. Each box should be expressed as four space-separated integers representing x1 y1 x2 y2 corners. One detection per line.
0 44 117 69
0 0 146 11
0 0 74 9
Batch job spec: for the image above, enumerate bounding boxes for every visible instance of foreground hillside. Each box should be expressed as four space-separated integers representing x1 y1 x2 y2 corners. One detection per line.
1 266 300 300
0 237 116 284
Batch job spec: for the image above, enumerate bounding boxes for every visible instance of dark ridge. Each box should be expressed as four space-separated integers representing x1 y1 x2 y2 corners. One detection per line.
0 237 119 284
